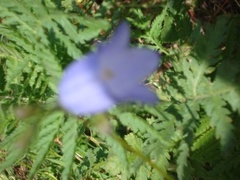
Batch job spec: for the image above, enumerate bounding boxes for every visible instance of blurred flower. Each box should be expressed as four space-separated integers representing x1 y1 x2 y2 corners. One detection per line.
58 22 160 115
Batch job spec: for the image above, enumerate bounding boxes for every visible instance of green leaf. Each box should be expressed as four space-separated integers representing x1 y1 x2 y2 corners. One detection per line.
201 97 234 152
61 116 78 180
115 112 170 146
28 112 64 180
176 141 190 180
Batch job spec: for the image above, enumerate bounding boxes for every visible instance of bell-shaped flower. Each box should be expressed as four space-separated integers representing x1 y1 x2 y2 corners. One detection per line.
58 22 160 115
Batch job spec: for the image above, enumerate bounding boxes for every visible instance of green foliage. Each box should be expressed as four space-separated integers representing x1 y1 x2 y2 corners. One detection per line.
0 0 109 98
0 0 240 179
28 111 64 179
61 116 78 180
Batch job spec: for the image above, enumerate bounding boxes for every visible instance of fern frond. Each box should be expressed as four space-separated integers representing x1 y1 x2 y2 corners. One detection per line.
61 116 78 180
0 0 109 95
0 117 39 172
192 117 213 151
115 112 170 146
28 111 64 180
201 97 234 152
176 141 190 180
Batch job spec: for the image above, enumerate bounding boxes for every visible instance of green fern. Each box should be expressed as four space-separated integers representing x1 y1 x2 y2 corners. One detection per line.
0 114 39 172
28 111 64 179
0 0 109 96
61 116 78 180
114 111 170 146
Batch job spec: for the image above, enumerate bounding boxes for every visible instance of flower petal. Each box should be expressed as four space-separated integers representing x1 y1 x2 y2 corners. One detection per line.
99 47 160 98
58 55 115 115
109 21 130 49
58 21 160 115
118 85 158 104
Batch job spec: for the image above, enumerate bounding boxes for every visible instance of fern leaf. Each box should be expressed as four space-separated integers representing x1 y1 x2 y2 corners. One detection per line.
0 0 109 95
61 116 78 180
115 112 170 146
149 5 168 40
5 58 30 88
103 156 127 179
176 141 190 180
0 117 39 172
201 97 234 152
0 106 7 135
100 133 128 178
28 112 64 180
192 117 213 151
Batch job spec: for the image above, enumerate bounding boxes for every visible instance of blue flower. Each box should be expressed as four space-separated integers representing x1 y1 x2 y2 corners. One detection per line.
58 22 160 115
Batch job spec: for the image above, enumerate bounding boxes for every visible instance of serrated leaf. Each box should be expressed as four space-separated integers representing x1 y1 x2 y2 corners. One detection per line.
28 112 63 179
61 116 78 180
201 97 234 152
176 141 190 180
115 112 170 146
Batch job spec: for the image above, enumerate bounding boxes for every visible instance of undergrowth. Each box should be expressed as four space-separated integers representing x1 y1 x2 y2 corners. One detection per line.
0 0 239 179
